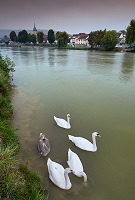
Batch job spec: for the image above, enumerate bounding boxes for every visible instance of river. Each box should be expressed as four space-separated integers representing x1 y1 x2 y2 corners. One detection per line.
0 46 135 200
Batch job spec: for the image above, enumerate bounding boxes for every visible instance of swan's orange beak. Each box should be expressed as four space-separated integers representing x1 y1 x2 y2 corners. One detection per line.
97 134 101 137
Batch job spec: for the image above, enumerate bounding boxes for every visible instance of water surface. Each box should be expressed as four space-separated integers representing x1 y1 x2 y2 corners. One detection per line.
1 47 135 200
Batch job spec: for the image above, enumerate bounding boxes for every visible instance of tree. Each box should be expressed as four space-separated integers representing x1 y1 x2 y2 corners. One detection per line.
88 31 95 48
88 30 106 48
28 33 36 43
62 32 69 45
31 34 36 43
48 29 55 44
101 30 118 51
10 31 17 42
58 37 64 48
18 30 28 43
37 32 44 43
4 35 10 45
56 31 69 47
126 19 135 44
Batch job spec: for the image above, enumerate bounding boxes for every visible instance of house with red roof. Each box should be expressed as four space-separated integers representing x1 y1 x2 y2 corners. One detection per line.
70 33 89 47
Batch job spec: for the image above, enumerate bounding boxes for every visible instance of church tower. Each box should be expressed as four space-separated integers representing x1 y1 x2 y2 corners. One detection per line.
33 23 37 35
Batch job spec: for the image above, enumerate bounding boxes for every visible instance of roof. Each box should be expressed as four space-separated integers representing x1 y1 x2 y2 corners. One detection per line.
78 35 89 39
71 33 89 39
33 23 37 32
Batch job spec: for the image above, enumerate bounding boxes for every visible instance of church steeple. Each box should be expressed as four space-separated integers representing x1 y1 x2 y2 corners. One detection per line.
33 23 37 35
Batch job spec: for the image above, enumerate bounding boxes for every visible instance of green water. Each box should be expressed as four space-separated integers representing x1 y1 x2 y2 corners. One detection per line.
1 47 135 200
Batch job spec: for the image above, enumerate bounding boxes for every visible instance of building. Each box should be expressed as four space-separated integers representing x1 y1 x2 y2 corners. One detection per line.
116 30 127 48
70 33 89 47
33 23 37 35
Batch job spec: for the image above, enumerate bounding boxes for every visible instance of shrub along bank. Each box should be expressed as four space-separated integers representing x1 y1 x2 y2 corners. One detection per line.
0 56 48 200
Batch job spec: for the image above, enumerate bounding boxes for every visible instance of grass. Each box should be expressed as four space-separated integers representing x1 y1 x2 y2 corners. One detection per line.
0 146 47 200
0 55 48 200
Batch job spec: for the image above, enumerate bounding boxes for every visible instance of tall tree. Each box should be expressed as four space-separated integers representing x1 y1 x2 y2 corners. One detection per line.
88 30 106 48
28 33 36 43
62 32 69 45
10 31 17 41
37 32 44 43
126 19 135 44
58 37 64 48
3 35 10 45
56 31 69 47
88 31 95 48
101 30 118 51
48 29 55 44
18 30 28 43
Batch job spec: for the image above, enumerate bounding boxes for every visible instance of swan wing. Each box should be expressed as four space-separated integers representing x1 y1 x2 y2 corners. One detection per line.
47 158 65 188
68 135 93 151
67 149 83 172
38 141 50 156
54 116 70 129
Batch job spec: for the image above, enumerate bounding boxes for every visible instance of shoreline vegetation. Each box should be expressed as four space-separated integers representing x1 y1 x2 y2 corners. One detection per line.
0 56 48 200
1 19 135 52
0 42 131 53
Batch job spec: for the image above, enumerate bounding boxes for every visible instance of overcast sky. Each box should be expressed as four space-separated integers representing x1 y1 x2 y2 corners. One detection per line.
1 0 135 34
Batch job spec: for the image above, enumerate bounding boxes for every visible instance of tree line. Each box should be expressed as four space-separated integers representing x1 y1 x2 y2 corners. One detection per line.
10 30 45 44
88 19 135 50
9 29 69 47
88 29 119 51
9 19 135 50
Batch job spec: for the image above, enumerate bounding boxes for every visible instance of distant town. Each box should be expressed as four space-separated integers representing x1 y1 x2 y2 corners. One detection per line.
0 19 135 52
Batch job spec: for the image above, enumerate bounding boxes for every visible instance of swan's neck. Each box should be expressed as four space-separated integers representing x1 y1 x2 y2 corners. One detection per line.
92 134 97 151
80 172 87 182
64 168 72 190
66 117 70 129
67 117 70 125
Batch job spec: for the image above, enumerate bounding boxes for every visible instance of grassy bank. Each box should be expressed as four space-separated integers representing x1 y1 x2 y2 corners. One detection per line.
0 56 48 200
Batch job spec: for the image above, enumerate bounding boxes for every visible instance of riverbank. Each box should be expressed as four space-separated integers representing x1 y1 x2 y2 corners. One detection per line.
1 42 133 52
0 56 48 200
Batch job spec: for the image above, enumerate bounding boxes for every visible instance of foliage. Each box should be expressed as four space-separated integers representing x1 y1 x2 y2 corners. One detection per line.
0 146 47 200
0 56 48 200
88 29 106 48
88 31 95 48
58 37 65 48
18 30 28 43
28 33 37 43
0 56 18 146
0 56 15 74
56 31 69 47
10 31 17 42
0 98 13 119
48 29 55 44
0 56 15 96
0 146 19 198
37 32 44 43
31 34 37 43
101 30 118 51
0 119 18 147
126 19 135 44
0 73 9 96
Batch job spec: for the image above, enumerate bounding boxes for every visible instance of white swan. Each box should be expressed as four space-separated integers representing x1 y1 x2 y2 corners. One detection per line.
68 132 101 152
38 133 50 156
67 149 87 182
47 158 74 190
54 114 71 129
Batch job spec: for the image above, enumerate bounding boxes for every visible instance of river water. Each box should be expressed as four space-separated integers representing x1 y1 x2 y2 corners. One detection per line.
0 47 135 200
